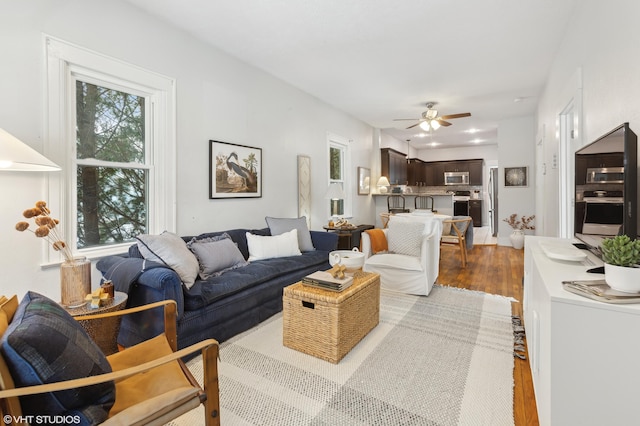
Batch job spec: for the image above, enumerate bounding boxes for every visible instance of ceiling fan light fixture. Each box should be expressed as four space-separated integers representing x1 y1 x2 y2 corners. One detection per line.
430 120 441 130
419 121 431 131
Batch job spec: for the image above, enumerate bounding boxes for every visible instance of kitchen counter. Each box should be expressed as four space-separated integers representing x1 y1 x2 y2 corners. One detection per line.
373 193 454 227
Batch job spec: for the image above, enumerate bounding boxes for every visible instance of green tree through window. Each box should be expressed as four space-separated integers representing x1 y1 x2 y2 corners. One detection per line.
75 81 148 248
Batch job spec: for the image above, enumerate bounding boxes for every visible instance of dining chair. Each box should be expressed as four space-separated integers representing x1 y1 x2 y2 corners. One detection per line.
415 195 436 212
379 212 392 229
387 195 410 213
441 216 473 267
0 294 220 425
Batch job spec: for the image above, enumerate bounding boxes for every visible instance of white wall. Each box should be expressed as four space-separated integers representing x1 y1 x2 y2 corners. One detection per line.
536 0 640 238
497 116 536 245
0 0 375 300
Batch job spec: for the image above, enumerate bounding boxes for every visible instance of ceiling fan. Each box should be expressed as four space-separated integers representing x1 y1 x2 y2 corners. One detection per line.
394 102 471 131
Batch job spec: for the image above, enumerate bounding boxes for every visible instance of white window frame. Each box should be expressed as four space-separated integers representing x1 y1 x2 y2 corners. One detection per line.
327 132 352 218
44 35 176 264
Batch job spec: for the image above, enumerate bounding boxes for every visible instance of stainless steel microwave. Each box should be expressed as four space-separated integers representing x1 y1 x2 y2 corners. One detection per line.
444 171 469 185
586 167 624 184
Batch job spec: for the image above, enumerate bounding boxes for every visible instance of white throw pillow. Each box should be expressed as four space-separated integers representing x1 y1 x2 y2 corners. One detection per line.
246 229 302 261
136 231 200 289
387 220 425 257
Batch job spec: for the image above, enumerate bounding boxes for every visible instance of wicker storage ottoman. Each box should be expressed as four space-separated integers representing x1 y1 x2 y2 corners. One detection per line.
283 272 380 363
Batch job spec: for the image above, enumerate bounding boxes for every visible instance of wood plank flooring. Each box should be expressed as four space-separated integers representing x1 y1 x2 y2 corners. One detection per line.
438 244 539 426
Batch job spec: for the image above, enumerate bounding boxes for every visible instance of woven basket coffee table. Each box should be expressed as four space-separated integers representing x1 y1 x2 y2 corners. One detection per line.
283 271 380 363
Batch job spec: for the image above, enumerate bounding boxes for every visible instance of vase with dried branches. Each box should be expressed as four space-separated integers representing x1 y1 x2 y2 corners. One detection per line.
16 201 90 307
503 214 535 249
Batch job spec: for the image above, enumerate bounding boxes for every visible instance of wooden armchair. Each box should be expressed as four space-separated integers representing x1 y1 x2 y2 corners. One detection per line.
0 294 220 426
441 217 473 267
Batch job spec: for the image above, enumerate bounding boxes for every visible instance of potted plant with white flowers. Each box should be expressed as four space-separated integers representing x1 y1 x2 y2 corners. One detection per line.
600 235 640 293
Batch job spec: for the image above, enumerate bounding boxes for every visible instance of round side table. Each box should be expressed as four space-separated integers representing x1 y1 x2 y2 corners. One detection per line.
64 291 128 355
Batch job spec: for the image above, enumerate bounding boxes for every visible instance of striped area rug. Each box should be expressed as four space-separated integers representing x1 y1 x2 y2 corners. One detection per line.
169 285 515 425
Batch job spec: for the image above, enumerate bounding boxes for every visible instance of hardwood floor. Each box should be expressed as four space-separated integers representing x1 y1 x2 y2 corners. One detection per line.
438 244 539 426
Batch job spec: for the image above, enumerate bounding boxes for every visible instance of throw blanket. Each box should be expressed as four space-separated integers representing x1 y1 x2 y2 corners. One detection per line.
363 229 388 254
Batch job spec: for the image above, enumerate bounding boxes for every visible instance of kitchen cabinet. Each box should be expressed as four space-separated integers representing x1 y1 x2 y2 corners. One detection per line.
381 148 407 185
468 160 483 185
423 159 483 186
407 158 426 186
425 162 445 186
469 199 482 226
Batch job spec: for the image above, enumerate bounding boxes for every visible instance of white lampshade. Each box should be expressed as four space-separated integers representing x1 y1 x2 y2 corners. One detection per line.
419 121 431 131
377 176 390 194
0 128 61 172
377 176 390 187
430 120 441 130
325 182 345 199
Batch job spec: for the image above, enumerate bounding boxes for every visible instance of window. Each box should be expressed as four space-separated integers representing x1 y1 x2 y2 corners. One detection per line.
327 133 351 217
45 36 176 262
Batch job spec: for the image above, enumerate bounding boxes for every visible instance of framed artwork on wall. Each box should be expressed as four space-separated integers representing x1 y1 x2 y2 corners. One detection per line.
358 167 371 195
209 140 262 198
504 166 528 187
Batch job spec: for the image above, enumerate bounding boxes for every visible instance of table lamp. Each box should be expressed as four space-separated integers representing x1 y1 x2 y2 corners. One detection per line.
377 176 390 193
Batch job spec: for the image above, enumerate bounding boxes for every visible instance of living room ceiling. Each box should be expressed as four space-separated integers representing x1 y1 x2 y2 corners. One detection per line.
124 0 577 149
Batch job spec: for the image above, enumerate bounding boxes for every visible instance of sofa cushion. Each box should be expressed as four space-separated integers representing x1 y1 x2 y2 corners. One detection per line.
183 250 329 310
187 236 248 279
265 216 315 252
246 229 302 261
136 231 200 289
0 291 115 424
388 220 424 257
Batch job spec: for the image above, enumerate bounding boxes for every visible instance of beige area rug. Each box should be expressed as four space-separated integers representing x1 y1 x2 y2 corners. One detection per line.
168 285 516 426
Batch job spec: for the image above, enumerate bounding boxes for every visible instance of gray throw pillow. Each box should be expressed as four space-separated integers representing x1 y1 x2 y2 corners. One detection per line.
265 216 315 252
187 236 248 280
136 231 200 289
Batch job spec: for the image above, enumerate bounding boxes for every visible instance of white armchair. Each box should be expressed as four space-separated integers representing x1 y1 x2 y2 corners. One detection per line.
362 215 442 296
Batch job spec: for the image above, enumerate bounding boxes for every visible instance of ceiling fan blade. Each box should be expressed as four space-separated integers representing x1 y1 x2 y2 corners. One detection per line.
439 112 471 120
406 122 421 129
437 120 452 127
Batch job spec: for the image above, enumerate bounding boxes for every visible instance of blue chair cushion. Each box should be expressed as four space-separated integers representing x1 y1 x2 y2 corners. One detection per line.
0 291 115 425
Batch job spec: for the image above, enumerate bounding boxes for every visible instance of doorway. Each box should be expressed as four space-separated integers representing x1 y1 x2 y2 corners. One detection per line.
489 166 499 236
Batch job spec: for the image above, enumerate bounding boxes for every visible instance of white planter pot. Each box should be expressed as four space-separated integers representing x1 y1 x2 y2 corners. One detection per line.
605 263 640 293
510 230 525 250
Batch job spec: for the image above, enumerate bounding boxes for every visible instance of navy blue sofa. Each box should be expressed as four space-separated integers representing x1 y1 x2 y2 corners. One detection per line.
96 228 338 352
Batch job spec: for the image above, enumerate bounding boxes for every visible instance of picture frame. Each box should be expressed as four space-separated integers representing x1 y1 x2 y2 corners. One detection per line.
209 140 262 198
504 166 528 187
358 167 371 195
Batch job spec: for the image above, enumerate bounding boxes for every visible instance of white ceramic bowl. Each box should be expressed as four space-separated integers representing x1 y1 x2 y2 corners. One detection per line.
329 248 365 272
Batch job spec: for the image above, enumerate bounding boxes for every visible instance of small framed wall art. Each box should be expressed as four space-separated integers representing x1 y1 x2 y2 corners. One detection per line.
209 140 262 198
504 166 528 187
358 167 371 195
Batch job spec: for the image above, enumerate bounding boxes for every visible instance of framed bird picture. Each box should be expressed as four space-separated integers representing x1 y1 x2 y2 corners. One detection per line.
209 140 262 198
